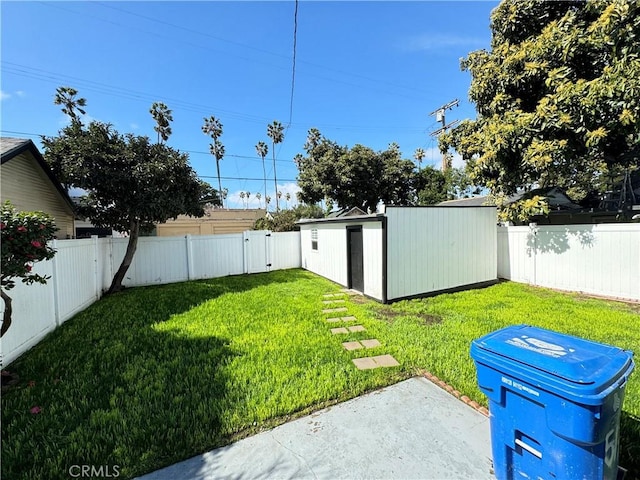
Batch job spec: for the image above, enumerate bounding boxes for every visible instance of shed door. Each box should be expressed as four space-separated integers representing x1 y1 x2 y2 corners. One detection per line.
347 226 364 292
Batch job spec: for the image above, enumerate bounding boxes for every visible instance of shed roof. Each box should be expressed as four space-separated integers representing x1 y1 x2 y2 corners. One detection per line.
1 137 75 212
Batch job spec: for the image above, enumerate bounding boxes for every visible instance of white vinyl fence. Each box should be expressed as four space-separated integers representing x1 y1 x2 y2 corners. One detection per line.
497 223 640 301
0 231 301 366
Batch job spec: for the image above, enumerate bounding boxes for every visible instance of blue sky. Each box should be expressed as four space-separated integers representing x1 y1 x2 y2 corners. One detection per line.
1 1 498 209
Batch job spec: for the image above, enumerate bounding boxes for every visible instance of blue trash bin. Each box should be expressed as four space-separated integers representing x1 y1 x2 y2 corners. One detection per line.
470 325 634 480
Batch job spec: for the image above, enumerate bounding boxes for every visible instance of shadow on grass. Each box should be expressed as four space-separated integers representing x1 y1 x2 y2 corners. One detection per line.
1 269 312 480
620 412 640 478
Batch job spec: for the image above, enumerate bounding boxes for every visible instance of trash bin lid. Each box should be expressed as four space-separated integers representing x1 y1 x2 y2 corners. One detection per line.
472 325 633 388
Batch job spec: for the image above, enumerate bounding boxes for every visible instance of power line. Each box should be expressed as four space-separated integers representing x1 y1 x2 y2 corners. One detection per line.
288 0 299 127
0 129 299 165
2 62 426 134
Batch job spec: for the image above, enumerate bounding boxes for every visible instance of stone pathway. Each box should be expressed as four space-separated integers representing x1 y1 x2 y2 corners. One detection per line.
323 292 399 371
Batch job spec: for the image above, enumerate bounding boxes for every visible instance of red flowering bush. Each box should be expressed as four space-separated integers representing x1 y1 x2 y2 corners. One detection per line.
1 201 57 337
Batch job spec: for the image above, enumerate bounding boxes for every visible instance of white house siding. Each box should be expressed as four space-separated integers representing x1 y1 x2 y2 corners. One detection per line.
385 207 497 301
498 224 640 301
300 223 349 287
362 222 384 300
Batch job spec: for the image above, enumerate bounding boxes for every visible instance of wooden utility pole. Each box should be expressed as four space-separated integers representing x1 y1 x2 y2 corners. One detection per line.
429 99 459 172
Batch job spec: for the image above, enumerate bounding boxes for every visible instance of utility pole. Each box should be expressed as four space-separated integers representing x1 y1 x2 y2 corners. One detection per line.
429 99 459 172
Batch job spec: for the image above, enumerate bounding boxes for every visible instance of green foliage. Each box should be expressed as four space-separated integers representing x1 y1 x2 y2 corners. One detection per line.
297 130 415 211
414 166 448 205
442 0 640 222
43 122 214 234
253 204 325 232
0 201 57 291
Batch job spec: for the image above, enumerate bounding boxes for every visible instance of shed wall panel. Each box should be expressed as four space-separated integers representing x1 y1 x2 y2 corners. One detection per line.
300 223 348 287
386 207 497 300
362 222 383 300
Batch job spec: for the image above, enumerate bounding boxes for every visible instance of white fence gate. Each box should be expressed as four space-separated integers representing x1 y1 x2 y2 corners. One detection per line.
1 231 301 366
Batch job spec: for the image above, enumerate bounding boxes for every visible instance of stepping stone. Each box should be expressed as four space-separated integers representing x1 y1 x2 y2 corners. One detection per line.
352 357 378 370
341 316 357 322
323 293 345 298
372 354 400 367
342 341 363 351
326 317 342 323
348 325 366 332
361 339 381 349
331 327 349 334
352 354 400 370
323 307 348 314
322 299 346 305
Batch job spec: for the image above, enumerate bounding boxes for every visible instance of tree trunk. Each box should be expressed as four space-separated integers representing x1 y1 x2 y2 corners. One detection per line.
1 290 13 338
107 219 140 295
273 148 279 211
216 159 222 207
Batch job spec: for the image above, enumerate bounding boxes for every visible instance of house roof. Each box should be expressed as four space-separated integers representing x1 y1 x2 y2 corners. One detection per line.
327 207 368 218
1 137 75 212
438 196 493 207
438 187 582 211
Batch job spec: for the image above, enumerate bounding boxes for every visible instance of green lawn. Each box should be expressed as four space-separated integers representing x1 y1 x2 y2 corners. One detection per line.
2 270 638 479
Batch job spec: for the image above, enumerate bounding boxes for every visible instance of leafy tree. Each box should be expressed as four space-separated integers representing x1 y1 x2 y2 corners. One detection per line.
253 204 324 232
202 116 225 202
267 121 284 210
255 141 269 207
441 0 640 221
414 166 448 205
43 88 216 294
149 102 173 144
0 202 57 337
297 130 415 211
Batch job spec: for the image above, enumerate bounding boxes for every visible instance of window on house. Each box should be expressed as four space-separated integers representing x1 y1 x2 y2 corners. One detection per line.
311 228 318 250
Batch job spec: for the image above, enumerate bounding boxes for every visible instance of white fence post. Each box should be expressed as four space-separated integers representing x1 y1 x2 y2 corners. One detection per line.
186 234 193 281
50 239 61 326
92 235 100 301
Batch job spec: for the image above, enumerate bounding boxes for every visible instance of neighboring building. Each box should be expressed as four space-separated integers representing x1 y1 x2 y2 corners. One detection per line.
0 137 75 239
438 186 640 225
298 205 497 303
156 208 267 237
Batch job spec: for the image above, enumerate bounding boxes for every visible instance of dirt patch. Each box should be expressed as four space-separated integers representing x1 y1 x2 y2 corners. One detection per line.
349 295 368 304
373 307 442 326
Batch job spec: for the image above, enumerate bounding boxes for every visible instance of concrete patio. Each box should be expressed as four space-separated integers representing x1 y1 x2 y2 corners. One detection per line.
137 377 494 480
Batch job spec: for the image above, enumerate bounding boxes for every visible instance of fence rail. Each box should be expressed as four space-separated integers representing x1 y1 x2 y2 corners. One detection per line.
0 231 301 366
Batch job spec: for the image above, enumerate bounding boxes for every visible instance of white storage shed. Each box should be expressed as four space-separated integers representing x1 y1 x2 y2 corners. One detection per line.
298 206 497 303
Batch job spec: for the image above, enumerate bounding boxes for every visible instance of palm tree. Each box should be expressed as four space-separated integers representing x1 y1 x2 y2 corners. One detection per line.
222 188 228 209
414 148 426 171
267 120 284 211
285 192 291 209
256 192 262 208
150 102 173 144
239 191 246 209
266 195 271 209
246 192 251 208
255 141 269 208
202 116 224 202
